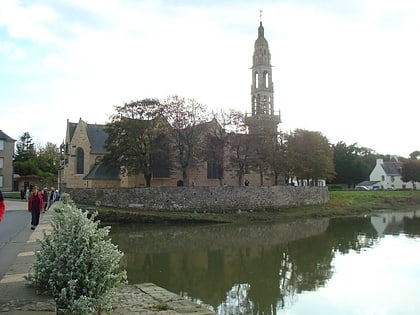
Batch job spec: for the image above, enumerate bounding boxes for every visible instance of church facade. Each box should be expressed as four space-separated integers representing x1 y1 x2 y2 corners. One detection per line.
59 21 281 189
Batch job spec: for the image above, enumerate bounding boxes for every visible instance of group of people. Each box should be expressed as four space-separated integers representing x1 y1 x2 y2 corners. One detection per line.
0 187 60 229
28 186 60 230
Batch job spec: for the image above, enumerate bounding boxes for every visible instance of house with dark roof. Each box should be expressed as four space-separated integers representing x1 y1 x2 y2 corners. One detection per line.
368 158 418 190
0 130 16 191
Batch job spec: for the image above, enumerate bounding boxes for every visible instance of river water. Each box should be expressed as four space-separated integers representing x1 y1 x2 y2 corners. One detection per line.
109 210 420 314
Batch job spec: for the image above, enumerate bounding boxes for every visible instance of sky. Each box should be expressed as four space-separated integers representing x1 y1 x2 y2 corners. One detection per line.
0 0 419 158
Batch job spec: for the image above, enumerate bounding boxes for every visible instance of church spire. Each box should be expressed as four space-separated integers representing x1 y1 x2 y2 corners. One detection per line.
246 18 281 135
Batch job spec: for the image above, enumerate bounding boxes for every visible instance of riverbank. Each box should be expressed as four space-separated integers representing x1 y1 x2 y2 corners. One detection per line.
92 190 420 224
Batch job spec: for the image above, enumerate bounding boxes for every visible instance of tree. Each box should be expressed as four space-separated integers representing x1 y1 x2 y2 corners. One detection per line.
224 111 251 186
287 129 335 186
263 132 290 185
163 96 210 186
331 142 377 188
409 151 420 160
37 142 61 177
206 109 245 186
401 159 420 189
14 133 60 177
104 99 171 187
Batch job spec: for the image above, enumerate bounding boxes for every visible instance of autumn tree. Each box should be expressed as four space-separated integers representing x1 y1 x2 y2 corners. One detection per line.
163 96 209 186
104 99 171 187
401 159 420 189
287 129 335 186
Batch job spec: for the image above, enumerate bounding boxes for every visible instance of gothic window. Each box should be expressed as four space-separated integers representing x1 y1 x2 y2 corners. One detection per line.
76 147 84 174
152 134 171 178
207 160 221 179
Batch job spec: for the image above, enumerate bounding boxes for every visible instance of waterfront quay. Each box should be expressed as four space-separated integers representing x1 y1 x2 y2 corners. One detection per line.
0 200 216 314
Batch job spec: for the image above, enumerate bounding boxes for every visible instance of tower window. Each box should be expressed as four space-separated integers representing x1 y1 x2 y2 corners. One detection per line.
263 71 269 88
254 72 259 89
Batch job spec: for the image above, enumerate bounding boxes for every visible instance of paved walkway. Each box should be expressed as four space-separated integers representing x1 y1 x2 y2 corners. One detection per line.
0 200 216 315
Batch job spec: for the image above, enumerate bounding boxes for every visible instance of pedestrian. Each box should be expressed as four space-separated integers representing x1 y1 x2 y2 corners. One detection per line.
28 185 44 230
54 189 60 202
47 187 55 210
0 190 5 223
42 187 48 211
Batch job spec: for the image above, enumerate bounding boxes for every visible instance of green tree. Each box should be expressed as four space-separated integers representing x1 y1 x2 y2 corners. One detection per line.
401 159 420 189
104 99 171 187
331 142 376 188
287 129 335 186
37 142 61 177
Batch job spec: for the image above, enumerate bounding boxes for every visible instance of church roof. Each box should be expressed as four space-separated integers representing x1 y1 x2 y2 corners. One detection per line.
83 163 120 180
87 124 107 154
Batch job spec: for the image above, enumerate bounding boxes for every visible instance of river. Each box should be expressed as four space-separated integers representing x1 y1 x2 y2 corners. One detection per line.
109 210 420 314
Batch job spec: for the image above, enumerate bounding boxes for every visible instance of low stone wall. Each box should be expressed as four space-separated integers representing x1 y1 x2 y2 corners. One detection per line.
64 186 329 212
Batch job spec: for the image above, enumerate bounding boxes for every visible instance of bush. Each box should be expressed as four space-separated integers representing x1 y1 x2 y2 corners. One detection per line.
31 193 127 314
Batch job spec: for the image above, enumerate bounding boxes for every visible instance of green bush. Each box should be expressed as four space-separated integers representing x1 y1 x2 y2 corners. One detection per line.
31 193 127 314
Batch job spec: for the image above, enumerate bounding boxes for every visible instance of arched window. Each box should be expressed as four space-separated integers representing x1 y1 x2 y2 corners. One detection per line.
76 147 84 174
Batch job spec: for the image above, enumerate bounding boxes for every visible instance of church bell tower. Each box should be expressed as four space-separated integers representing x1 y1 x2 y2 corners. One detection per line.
246 20 281 135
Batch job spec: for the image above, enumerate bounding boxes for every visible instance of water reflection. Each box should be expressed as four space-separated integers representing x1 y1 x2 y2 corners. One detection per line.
109 210 420 314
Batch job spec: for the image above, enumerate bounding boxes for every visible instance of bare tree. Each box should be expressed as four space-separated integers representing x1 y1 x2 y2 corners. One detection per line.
163 96 210 186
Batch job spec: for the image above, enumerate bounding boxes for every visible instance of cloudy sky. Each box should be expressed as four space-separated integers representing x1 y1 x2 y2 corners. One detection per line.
1 0 419 157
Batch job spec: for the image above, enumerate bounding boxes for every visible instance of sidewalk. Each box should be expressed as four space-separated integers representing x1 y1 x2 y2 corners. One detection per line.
0 206 56 314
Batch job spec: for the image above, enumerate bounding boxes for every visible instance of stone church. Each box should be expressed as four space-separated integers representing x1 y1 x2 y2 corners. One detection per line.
60 21 281 189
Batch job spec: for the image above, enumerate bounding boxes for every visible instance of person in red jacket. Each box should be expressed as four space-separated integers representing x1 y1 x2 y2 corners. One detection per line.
0 190 5 223
28 185 44 230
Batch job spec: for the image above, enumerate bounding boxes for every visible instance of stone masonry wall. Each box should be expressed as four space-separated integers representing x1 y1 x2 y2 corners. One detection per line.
64 186 329 212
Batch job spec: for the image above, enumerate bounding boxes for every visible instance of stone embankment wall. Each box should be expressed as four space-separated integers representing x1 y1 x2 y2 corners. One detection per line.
64 186 329 212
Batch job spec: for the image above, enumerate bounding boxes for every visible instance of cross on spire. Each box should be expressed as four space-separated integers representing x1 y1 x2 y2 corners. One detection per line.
259 10 263 22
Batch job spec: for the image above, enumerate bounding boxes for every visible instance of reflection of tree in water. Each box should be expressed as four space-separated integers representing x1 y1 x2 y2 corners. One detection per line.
110 216 386 315
402 215 420 237
325 217 378 254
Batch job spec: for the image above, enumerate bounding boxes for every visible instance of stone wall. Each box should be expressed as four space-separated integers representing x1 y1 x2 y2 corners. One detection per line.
64 186 329 212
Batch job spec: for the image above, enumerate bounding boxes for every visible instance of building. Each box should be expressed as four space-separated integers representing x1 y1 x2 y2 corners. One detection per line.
357 158 419 190
0 130 16 191
61 21 281 188
245 21 281 136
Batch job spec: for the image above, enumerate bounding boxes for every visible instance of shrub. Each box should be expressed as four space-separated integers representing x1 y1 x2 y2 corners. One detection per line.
31 194 127 314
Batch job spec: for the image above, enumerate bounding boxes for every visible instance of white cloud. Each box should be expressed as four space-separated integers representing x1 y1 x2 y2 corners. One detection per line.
0 0 419 157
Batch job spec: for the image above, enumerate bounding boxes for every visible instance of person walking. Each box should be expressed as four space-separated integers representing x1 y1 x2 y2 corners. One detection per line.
47 187 55 210
0 190 5 223
28 185 44 230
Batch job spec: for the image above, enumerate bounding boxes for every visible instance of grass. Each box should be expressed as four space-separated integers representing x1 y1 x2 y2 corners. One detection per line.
88 189 420 225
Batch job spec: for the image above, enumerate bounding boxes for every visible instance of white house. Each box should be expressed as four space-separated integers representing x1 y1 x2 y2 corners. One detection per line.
368 158 418 190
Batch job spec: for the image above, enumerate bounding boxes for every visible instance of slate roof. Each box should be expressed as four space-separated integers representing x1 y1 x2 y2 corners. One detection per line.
381 161 403 175
83 163 120 180
86 124 107 154
0 130 15 141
